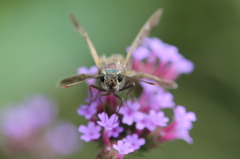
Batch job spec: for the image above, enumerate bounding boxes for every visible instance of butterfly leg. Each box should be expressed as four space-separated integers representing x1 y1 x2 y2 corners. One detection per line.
118 82 135 108
88 85 110 113
88 84 107 102
98 92 111 113
119 82 135 101
112 93 124 124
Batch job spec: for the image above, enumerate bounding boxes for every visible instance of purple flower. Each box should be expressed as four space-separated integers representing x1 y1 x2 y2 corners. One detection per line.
160 105 197 144
0 96 57 139
77 66 98 84
97 112 119 130
173 55 194 74
123 134 145 150
149 110 169 127
25 96 57 127
44 123 81 155
77 101 98 119
134 112 154 131
131 46 150 60
77 65 98 74
174 105 197 130
140 83 175 110
119 100 140 125
78 121 101 142
174 123 193 144
131 37 194 80
0 95 80 157
1 106 35 139
113 140 135 155
108 126 124 138
135 110 168 131
150 91 175 109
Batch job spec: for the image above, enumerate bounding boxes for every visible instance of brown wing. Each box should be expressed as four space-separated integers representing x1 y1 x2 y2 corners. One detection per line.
125 70 177 89
70 15 101 67
58 74 95 88
124 9 163 66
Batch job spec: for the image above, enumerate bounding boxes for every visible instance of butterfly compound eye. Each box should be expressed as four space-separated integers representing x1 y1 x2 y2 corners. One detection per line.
117 74 123 82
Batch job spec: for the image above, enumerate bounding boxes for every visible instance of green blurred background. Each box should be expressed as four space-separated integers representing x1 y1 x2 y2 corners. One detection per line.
1 0 240 158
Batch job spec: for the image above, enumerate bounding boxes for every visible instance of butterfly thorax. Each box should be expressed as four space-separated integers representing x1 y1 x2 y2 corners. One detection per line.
99 54 127 92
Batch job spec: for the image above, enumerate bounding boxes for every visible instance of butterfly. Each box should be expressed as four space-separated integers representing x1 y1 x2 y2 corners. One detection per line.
58 9 177 106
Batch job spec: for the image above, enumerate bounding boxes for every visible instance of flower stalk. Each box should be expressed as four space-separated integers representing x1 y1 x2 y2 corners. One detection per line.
103 130 110 148
116 154 124 159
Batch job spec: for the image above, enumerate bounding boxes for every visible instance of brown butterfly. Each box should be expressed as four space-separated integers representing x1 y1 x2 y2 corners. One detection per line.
58 9 177 105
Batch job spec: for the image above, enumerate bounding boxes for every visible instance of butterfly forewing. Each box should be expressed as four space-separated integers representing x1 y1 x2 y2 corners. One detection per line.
58 74 95 88
124 9 163 66
125 70 178 89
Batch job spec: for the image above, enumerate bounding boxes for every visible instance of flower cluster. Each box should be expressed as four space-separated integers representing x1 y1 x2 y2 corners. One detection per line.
77 37 196 159
0 95 81 158
132 37 194 80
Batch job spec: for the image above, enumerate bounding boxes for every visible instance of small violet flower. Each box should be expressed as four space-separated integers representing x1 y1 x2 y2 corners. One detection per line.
123 134 145 150
140 83 175 110
77 65 98 75
108 126 124 138
97 112 119 130
119 100 140 125
160 105 197 144
174 105 197 130
77 101 98 119
113 140 135 155
134 112 153 131
78 121 101 142
149 110 169 127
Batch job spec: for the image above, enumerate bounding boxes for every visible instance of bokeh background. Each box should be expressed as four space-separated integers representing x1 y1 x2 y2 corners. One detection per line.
1 0 240 159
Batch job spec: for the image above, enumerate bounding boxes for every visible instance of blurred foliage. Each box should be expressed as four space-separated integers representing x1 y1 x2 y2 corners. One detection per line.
0 0 240 159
